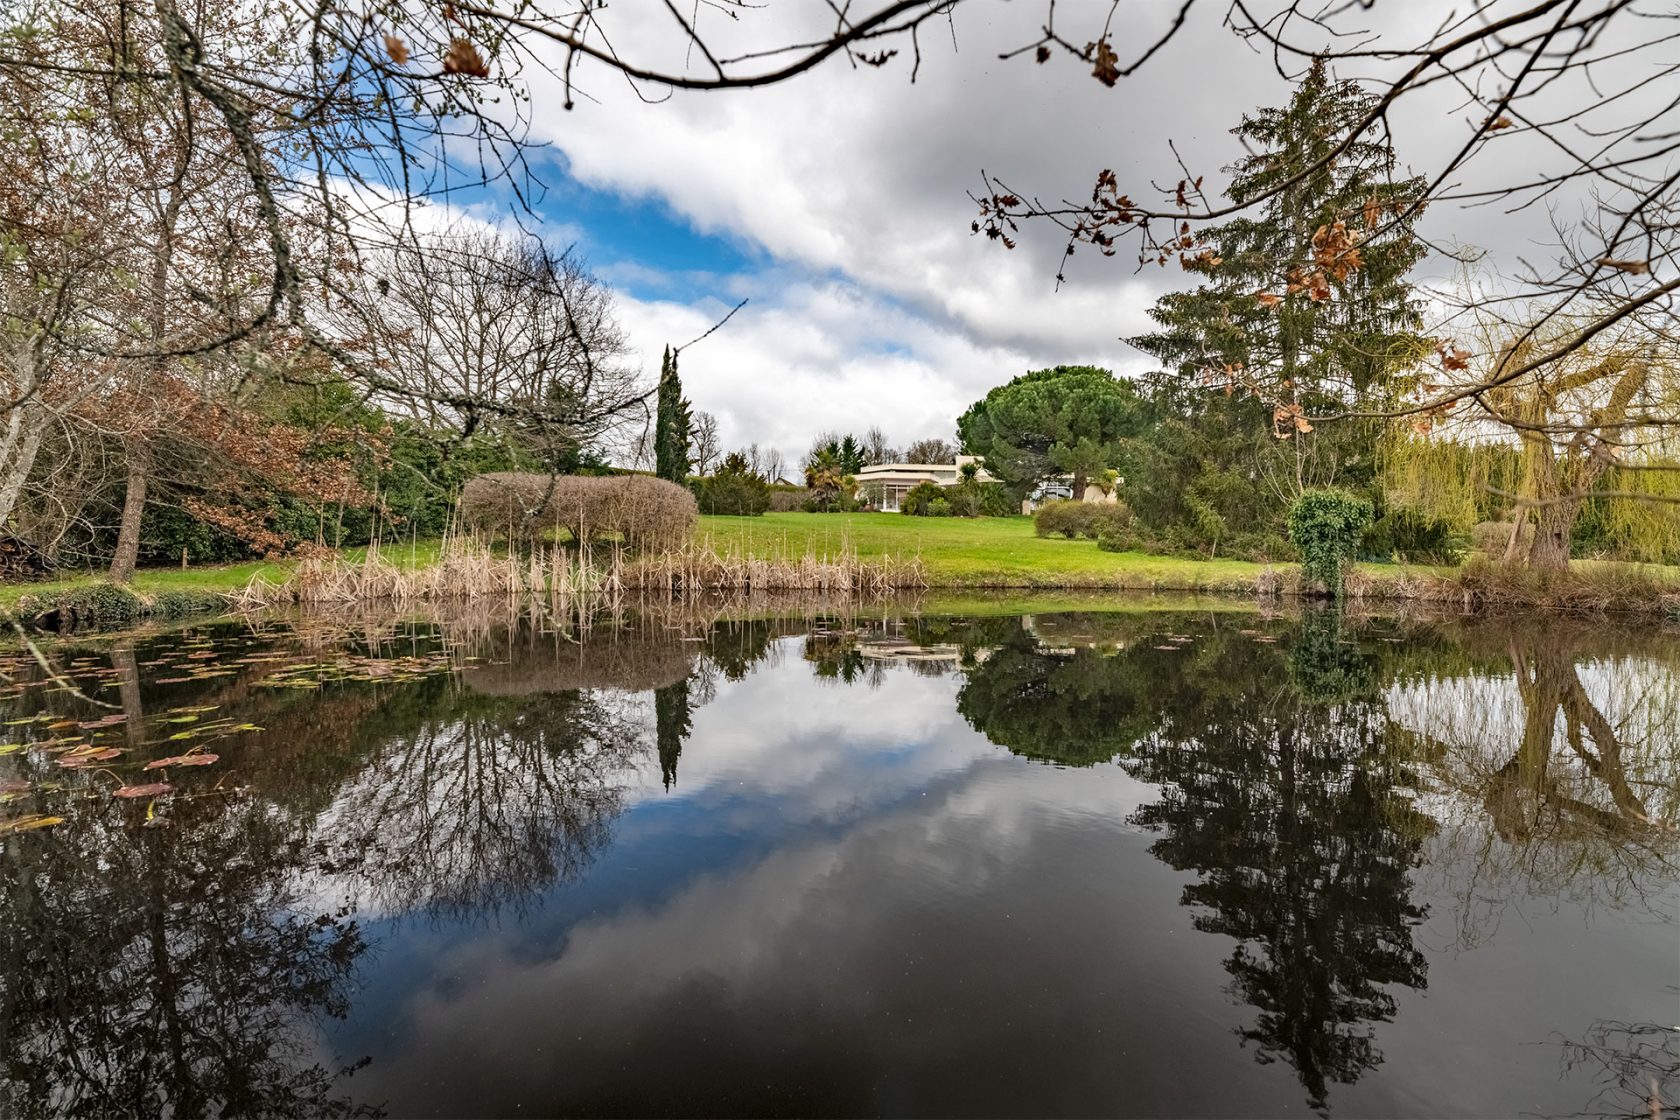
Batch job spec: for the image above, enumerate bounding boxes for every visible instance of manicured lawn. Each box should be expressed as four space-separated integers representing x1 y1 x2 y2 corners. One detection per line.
694 512 1289 590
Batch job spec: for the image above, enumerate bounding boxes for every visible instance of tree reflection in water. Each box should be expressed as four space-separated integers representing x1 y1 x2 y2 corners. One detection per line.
956 608 1679 1113
0 793 372 1118
0 605 1672 1117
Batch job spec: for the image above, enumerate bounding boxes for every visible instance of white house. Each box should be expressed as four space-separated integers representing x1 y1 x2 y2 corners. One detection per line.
853 455 995 512
854 455 1119 514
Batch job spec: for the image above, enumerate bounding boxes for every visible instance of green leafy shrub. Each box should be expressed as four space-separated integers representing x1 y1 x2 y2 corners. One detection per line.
693 457 770 516
1361 506 1468 565
926 496 952 518
1033 500 1132 539
900 481 947 517
976 482 1018 517
1288 489 1374 596
20 583 142 631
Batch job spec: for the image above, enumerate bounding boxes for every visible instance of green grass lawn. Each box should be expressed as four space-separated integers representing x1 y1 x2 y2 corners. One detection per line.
0 537 448 611
694 512 1296 590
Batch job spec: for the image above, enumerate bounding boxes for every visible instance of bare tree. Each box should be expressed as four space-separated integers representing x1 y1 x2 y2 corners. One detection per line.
690 411 721 476
863 425 898 465
905 437 957 464
350 227 646 467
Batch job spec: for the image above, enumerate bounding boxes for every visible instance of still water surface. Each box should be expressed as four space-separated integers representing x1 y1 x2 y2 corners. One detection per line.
0 602 1676 1117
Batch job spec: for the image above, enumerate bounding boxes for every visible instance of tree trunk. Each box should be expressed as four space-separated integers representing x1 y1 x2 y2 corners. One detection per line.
1526 501 1575 572
1070 472 1088 501
0 413 44 531
108 438 151 583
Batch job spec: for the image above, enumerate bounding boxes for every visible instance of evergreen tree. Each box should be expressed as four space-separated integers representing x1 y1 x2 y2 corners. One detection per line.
654 347 692 482
1130 61 1428 544
653 677 692 789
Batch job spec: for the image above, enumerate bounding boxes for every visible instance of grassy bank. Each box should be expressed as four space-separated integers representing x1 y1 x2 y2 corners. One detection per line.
4 514 1677 617
698 512 1323 590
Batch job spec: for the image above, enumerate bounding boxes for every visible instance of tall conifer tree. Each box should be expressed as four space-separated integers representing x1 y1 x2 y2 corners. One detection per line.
654 346 692 482
1129 61 1428 544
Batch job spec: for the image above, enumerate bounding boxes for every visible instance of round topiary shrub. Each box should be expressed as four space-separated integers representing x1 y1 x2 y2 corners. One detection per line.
1288 489 1375 597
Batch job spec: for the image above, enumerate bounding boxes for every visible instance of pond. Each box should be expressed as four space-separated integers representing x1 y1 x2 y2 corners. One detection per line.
0 600 1675 1118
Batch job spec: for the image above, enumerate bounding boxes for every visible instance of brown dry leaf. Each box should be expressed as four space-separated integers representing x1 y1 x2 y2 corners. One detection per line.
144 752 219 770
1088 38 1119 87
1255 291 1282 309
114 782 174 799
1598 258 1650 275
1363 193 1381 231
383 34 409 65
1486 115 1514 131
443 37 490 78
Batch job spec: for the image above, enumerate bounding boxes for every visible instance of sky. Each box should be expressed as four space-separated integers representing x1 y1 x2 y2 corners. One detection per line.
427 0 1633 470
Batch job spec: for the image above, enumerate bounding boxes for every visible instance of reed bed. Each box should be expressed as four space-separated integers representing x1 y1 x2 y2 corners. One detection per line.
232 535 924 609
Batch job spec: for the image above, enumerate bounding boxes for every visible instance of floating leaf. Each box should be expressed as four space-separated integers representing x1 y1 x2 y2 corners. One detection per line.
114 783 174 799
0 814 62 834
144 753 219 770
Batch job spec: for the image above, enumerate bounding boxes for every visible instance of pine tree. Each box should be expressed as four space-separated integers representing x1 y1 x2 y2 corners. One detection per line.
1130 61 1428 543
654 346 692 482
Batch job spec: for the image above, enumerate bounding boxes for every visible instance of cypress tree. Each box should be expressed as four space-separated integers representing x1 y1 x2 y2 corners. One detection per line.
654 346 692 482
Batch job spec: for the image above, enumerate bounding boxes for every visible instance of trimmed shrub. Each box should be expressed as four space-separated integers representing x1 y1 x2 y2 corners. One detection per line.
1033 500 1132 539
1288 489 1374 597
459 473 697 552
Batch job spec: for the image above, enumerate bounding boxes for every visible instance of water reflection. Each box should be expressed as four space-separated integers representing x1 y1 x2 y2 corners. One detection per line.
0 792 370 1117
0 603 1673 1117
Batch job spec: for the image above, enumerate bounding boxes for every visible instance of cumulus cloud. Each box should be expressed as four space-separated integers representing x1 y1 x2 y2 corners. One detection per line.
395 2 1634 459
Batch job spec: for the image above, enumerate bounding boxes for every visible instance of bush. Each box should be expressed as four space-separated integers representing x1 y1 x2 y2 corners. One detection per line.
1033 500 1133 539
693 471 770 516
768 487 807 512
1361 507 1468 566
976 482 1019 517
1287 489 1374 597
926 496 952 518
20 583 142 631
459 473 696 552
900 481 947 517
